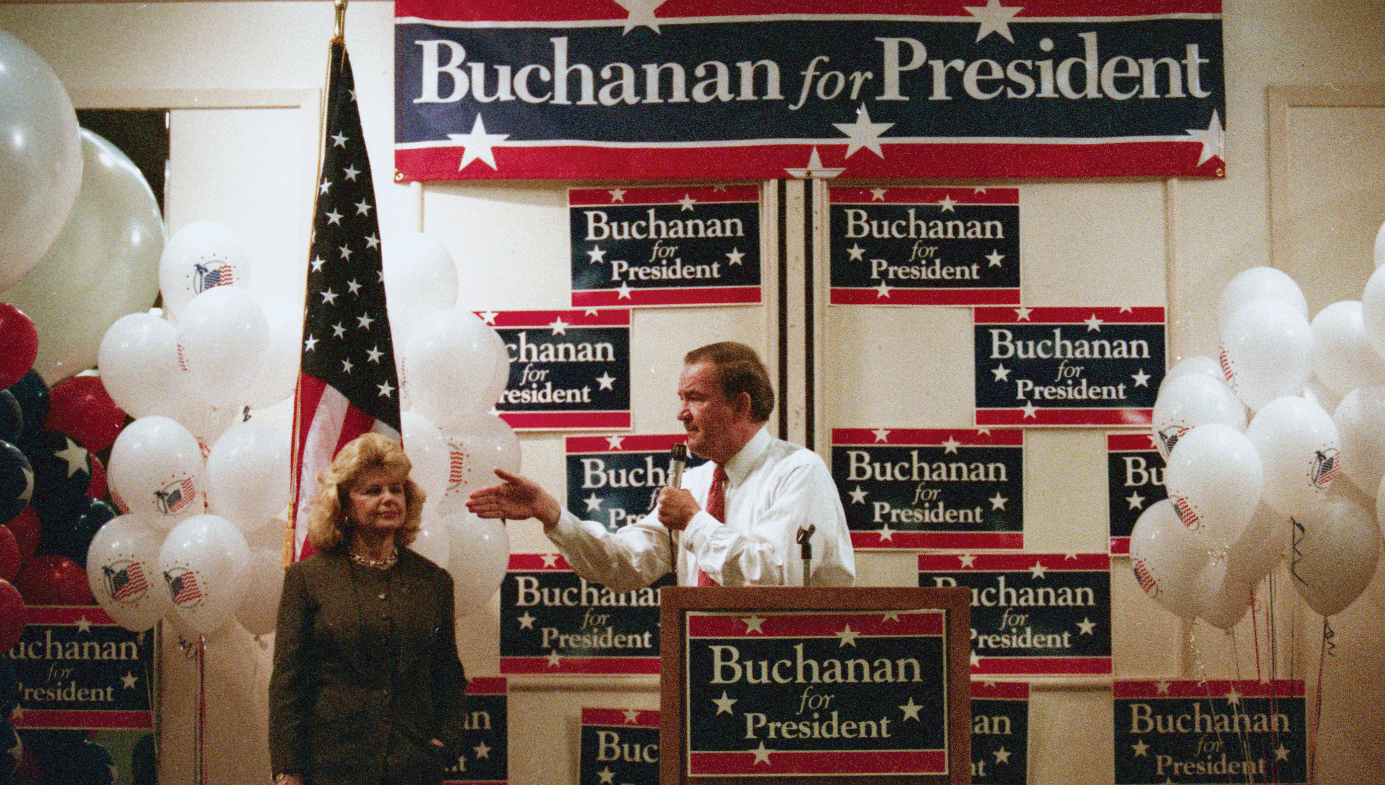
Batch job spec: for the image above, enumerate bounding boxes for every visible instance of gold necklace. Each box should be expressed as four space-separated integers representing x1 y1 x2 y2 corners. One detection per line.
350 548 398 570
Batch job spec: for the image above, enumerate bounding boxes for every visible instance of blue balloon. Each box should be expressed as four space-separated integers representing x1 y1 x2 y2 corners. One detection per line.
0 390 20 444
24 430 90 525
5 369 48 448
0 658 17 716
0 719 17 783
43 496 115 567
0 439 32 522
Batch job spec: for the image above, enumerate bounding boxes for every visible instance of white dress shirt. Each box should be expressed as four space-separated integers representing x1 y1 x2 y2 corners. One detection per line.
546 427 855 591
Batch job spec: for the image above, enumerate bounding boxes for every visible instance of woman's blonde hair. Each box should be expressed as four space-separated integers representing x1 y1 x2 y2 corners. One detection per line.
306 432 427 552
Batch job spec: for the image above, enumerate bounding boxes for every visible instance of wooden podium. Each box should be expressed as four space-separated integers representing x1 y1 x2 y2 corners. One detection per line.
660 586 971 785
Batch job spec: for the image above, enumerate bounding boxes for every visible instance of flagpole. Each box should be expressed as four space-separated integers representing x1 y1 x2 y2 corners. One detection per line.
334 0 347 42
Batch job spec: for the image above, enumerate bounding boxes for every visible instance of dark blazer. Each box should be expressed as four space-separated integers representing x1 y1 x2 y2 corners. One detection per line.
268 547 468 785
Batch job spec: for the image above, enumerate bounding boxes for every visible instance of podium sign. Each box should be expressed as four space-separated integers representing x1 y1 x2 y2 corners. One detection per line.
661 587 971 785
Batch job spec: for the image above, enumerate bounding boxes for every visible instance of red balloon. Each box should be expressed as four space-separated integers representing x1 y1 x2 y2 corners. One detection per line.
14 554 91 606
0 305 37 391
0 526 18 582
4 505 39 562
44 376 127 454
86 453 108 501
0 578 26 653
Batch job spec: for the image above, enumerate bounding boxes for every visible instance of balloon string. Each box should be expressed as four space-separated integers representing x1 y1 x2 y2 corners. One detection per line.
1309 617 1331 783
1250 591 1263 682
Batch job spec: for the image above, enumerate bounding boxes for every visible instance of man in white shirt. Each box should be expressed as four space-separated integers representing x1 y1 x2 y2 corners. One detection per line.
467 342 855 590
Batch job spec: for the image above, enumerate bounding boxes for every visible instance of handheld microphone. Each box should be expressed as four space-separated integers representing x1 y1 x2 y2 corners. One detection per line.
668 443 688 488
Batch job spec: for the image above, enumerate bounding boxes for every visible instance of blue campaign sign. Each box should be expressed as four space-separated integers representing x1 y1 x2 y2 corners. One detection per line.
565 434 707 534
974 306 1166 427
829 186 1020 306
486 309 631 430
445 676 509 785
1114 679 1306 784
1107 432 1167 555
831 427 1023 551
499 554 673 675
971 681 1029 785
919 553 1112 677
580 708 659 785
570 185 761 308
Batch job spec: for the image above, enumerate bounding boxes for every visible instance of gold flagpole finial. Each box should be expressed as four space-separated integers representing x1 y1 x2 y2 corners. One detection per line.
333 0 348 41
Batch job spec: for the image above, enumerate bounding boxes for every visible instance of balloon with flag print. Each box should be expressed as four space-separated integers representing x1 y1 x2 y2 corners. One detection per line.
158 513 251 635
86 514 168 632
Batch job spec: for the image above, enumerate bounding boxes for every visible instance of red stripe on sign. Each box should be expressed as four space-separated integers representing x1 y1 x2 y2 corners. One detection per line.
484 309 631 328
569 185 759 206
832 428 1024 447
1107 432 1161 451
853 531 1024 550
829 186 1020 205
973 306 1167 323
1114 679 1304 699
687 609 944 638
13 710 153 730
498 411 632 430
918 553 1109 571
971 681 1030 700
573 286 762 307
689 748 948 776
566 433 688 453
581 707 660 727
507 553 571 570
976 408 1154 427
831 287 1022 306
500 656 661 675
973 656 1113 676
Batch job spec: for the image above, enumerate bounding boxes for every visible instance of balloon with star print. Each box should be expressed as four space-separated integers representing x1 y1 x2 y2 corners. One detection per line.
23 430 91 525
0 440 32 522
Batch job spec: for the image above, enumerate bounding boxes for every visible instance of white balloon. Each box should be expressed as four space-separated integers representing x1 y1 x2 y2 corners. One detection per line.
1246 396 1340 519
243 297 301 410
233 542 285 636
1195 559 1252 630
204 419 290 532
0 29 82 293
1216 266 1308 329
435 414 522 516
97 312 196 419
1 128 164 383
445 511 510 614
85 514 169 632
176 286 270 406
1333 387 1385 497
107 415 206 530
1375 220 1385 270
383 232 459 350
1164 423 1264 551
1220 298 1314 411
1289 497 1381 616
1361 263 1385 359
1151 372 1246 459
483 324 511 408
403 308 502 429
1311 301 1385 396
410 515 450 570
401 411 449 503
1129 499 1210 620
159 220 252 321
1225 502 1288 585
1157 355 1223 397
158 513 252 635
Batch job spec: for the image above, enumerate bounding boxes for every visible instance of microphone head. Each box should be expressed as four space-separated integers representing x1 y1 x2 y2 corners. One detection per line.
670 443 688 462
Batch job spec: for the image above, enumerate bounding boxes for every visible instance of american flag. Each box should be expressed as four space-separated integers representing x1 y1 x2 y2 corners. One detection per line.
288 36 401 561
165 569 204 606
106 562 149 602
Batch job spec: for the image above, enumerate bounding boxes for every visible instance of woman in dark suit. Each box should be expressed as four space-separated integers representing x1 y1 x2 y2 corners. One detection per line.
269 433 468 785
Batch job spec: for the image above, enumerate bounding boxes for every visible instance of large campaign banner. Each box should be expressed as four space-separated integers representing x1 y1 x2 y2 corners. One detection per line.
395 1 1225 182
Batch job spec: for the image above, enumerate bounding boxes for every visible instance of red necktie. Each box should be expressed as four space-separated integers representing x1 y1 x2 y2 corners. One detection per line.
697 465 727 586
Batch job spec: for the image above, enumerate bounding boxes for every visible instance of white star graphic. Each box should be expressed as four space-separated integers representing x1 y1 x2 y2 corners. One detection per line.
1156 681 1171 694
346 279 362 296
304 335 318 352
473 741 490 759
679 194 697 211
339 244 353 260
1013 306 1032 320
377 379 395 399
877 524 894 542
584 493 603 512
994 746 1012 764
597 767 615 785
325 208 343 226
989 492 1008 510
479 311 499 324
1127 491 1146 510
354 199 372 216
616 282 634 299
964 0 1023 43
751 742 772 765
366 346 384 363
449 114 509 171
1021 401 1039 418
343 164 360 181
1132 739 1149 757
332 323 347 339
587 245 607 264
986 250 1005 267
547 651 561 667
623 708 641 723
357 313 375 330
726 247 745 265
870 188 888 201
784 147 845 179
899 697 923 720
74 616 92 633
605 435 625 450
872 428 891 443
122 672 138 689
311 256 326 272
319 178 331 195
713 691 738 714
596 372 616 390
942 437 961 454
992 364 1011 382
331 131 348 148
959 553 977 568
1275 744 1290 761
614 0 666 33
1132 369 1151 387
517 611 536 629
549 318 570 335
54 439 88 478
835 625 860 647
608 189 627 202
875 281 892 298
341 358 353 375
938 195 958 212
1186 110 1225 166
1029 561 1047 579
846 243 866 261
541 553 560 567
1077 617 1096 635
848 485 868 504
832 104 894 159
741 615 765 633
1084 314 1103 331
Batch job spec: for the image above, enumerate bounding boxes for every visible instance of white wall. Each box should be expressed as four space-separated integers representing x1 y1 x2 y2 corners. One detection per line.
1 2 1383 783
